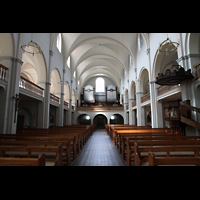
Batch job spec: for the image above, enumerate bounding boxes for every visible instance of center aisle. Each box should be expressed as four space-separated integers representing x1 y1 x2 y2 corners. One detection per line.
73 129 125 166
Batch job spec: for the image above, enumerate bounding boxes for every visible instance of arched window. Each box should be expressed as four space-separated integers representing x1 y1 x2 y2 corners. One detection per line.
67 56 70 68
56 33 62 53
96 77 105 92
138 33 143 51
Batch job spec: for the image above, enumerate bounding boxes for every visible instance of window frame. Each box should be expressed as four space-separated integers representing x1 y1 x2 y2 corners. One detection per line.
56 33 62 53
95 77 105 93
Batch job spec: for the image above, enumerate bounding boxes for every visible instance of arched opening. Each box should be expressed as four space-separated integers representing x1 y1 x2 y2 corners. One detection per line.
49 111 55 127
110 114 124 124
64 83 70 105
0 33 13 69
0 86 6 133
77 114 91 125
93 114 107 129
196 85 200 109
50 68 61 97
17 107 35 130
21 43 47 89
72 89 76 107
153 42 178 81
130 81 136 100
139 68 149 93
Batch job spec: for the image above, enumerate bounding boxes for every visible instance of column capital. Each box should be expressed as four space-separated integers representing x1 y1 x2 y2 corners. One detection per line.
49 50 54 56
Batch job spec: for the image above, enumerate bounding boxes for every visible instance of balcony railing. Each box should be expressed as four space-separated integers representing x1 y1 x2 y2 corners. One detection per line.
132 100 136 107
156 85 181 96
64 101 69 108
141 92 150 103
0 64 8 81
77 106 124 111
50 93 60 104
19 76 44 97
193 62 200 79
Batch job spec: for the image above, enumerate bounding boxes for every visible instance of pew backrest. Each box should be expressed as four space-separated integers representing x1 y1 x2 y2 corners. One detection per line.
0 154 46 166
148 151 200 166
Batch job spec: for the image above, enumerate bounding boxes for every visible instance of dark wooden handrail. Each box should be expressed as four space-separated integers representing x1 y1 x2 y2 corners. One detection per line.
180 102 200 125
0 63 8 81
20 76 44 90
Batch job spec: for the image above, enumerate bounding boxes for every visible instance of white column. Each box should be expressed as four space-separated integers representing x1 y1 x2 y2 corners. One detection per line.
135 80 145 126
149 81 157 128
128 99 134 125
57 83 64 126
5 58 23 134
43 82 51 128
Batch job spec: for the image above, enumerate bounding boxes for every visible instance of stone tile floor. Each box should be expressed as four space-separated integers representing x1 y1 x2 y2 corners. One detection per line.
73 129 125 166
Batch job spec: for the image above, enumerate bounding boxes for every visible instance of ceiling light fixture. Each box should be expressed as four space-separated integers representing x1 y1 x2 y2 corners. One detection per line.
21 40 42 56
158 37 179 56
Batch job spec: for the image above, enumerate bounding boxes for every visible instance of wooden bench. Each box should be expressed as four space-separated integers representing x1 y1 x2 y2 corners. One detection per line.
0 143 62 166
119 134 177 160
0 139 71 166
113 128 171 145
0 154 46 166
126 136 200 166
148 151 200 166
0 135 74 165
1 125 95 165
126 137 200 166
134 144 200 166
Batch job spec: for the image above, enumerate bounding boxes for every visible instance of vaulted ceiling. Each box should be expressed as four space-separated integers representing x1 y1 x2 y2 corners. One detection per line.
61 33 142 89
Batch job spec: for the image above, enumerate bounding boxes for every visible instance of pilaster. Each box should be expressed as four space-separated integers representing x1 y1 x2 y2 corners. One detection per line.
5 58 23 134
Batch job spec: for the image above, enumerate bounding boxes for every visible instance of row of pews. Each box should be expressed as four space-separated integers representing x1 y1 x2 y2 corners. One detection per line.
105 124 200 166
0 125 95 166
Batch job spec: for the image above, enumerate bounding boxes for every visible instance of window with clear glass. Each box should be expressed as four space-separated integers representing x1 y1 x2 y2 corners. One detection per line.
96 77 105 92
67 56 70 68
56 33 62 53
138 33 143 51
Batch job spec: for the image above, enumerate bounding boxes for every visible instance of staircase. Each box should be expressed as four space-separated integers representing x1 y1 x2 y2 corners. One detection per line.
180 101 200 129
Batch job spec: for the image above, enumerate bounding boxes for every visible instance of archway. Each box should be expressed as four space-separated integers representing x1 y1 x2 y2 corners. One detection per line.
64 83 70 104
0 33 13 69
17 107 35 130
93 114 107 129
152 43 178 81
77 114 91 125
110 114 124 124
139 68 149 93
196 85 200 109
0 87 6 133
50 68 61 97
21 42 47 89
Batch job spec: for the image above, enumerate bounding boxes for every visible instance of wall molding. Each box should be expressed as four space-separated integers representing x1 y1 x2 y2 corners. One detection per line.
176 53 200 63
0 56 23 65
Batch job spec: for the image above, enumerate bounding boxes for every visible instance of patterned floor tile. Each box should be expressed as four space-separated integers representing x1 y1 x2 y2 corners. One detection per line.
73 129 125 166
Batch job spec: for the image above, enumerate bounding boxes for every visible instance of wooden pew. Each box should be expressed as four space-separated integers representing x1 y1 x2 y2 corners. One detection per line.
0 143 62 166
126 137 200 166
148 151 200 166
0 135 72 166
0 154 46 166
119 133 176 160
113 128 171 145
134 144 200 166
0 125 95 165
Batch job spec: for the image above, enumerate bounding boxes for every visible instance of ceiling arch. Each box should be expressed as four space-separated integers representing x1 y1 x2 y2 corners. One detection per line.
54 33 146 92
64 33 136 66
81 70 120 90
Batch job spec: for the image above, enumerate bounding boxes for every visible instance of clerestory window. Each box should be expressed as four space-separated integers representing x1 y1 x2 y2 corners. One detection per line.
96 77 105 92
56 33 62 53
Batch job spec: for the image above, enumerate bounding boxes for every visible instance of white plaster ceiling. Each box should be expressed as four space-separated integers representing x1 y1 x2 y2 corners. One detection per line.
61 33 139 88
